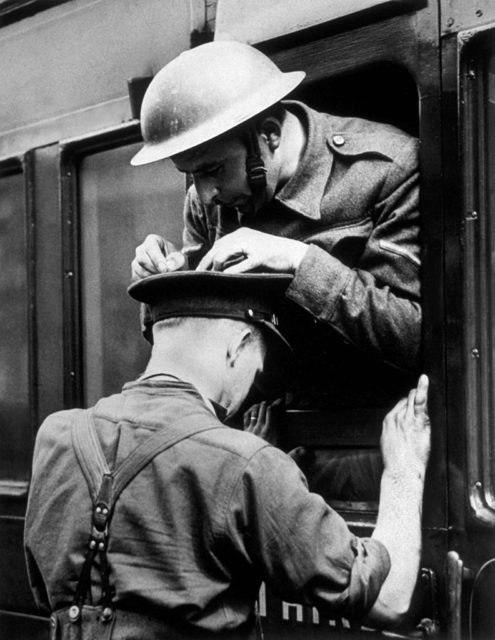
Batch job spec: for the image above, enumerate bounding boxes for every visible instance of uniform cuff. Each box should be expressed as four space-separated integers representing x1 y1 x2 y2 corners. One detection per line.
286 244 351 321
345 537 391 619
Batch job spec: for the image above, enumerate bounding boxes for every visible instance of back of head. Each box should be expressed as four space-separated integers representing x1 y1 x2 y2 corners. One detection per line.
128 272 295 401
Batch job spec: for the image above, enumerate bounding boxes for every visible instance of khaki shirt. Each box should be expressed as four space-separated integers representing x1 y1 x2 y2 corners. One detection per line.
25 378 390 636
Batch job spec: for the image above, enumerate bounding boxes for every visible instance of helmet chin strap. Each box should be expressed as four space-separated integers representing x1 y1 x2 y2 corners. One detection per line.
244 125 267 216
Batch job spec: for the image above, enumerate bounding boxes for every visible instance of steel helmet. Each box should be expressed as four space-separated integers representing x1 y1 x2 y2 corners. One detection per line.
131 41 305 166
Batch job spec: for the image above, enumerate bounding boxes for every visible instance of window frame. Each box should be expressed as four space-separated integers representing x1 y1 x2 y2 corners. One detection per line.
59 121 142 409
460 24 495 526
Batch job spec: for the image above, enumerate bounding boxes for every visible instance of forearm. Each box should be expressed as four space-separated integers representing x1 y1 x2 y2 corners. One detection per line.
366 469 425 627
287 245 422 370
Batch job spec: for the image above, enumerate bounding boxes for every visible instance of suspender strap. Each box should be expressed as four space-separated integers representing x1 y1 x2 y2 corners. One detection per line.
72 408 222 506
70 407 223 619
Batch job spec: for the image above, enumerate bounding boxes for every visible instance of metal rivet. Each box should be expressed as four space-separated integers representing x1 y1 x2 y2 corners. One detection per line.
96 506 102 513
333 134 345 146
98 542 105 551
89 540 96 549
246 309 254 318
476 9 483 17
69 605 80 622
475 481 482 489
102 508 108 515
472 348 480 358
468 211 478 220
102 607 113 622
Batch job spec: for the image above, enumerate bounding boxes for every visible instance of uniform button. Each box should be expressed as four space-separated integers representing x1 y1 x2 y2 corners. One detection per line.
332 135 345 146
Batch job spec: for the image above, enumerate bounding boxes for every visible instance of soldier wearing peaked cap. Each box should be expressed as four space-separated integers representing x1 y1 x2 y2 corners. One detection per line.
131 41 422 393
25 271 430 639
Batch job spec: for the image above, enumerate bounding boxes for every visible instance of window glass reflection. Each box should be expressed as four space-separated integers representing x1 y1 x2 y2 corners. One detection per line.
0 170 30 482
79 144 185 406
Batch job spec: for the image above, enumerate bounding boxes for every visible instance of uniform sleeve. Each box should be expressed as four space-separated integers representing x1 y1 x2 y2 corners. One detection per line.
224 446 390 620
286 139 421 371
24 548 51 613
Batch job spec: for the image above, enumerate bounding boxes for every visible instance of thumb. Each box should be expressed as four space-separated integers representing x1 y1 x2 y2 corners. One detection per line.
414 374 429 417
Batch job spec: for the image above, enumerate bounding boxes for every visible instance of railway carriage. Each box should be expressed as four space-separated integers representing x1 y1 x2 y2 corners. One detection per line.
0 0 494 637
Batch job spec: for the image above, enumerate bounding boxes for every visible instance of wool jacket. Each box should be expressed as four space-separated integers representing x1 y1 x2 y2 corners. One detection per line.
182 101 421 372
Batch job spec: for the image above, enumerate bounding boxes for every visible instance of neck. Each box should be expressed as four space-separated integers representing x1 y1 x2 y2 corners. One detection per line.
144 344 223 407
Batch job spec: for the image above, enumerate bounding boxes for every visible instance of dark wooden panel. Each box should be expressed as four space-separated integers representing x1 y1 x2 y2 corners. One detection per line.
0 517 38 614
0 610 48 640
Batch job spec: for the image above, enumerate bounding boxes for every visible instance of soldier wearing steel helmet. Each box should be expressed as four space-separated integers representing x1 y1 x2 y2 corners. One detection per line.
131 41 421 385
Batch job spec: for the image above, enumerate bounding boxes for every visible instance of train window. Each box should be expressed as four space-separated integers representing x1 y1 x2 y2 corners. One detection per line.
0 161 31 489
462 31 495 525
279 63 419 519
77 142 185 406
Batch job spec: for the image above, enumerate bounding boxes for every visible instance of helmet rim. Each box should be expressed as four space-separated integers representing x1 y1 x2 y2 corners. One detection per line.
131 70 304 166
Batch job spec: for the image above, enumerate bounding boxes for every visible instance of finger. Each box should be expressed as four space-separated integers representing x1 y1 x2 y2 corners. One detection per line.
266 397 284 423
196 248 215 271
163 240 178 256
243 407 253 430
223 257 258 274
288 446 307 462
405 387 416 420
414 374 429 417
162 252 186 272
131 261 157 281
258 401 268 422
246 403 260 431
270 397 284 410
145 245 170 273
384 396 408 423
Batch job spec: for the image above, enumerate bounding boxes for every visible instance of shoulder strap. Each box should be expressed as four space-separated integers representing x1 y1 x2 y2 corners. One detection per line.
71 407 223 507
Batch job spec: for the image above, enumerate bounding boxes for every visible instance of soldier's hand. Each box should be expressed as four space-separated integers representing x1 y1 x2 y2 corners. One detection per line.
380 374 431 479
196 228 308 274
244 398 284 447
131 235 185 281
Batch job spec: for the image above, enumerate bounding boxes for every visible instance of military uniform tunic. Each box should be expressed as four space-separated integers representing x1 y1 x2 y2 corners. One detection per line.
182 101 421 373
25 377 390 638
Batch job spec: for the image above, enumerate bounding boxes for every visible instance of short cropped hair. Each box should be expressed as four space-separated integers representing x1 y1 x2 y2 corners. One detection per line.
153 316 265 347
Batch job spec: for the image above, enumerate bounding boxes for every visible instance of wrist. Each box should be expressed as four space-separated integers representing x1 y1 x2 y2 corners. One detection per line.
290 241 309 272
381 467 426 502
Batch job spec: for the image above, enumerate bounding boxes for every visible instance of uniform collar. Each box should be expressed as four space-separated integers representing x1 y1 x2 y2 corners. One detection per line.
274 100 334 221
125 373 227 421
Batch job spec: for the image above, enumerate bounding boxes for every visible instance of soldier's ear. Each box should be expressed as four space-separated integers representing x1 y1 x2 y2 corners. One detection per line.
227 327 254 368
259 117 282 151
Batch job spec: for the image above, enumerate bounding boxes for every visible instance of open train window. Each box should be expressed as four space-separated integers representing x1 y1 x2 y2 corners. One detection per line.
461 28 495 525
61 129 185 408
0 159 32 495
279 62 420 520
296 62 419 137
